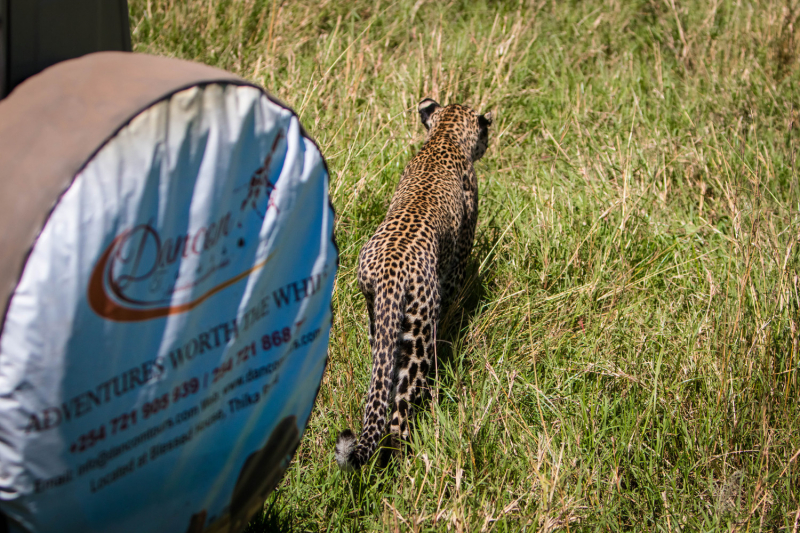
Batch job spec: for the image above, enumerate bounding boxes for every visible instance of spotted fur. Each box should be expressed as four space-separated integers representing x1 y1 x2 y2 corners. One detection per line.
335 99 492 470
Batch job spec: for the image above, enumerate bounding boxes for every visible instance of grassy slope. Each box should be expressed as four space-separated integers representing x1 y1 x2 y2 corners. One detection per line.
130 1 800 530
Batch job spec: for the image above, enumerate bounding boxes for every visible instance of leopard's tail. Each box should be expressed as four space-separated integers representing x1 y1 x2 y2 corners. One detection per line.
335 283 403 471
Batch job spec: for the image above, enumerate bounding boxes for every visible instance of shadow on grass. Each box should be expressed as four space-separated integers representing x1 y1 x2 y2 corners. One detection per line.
245 462 403 532
435 220 500 375
243 506 294 533
242 493 301 533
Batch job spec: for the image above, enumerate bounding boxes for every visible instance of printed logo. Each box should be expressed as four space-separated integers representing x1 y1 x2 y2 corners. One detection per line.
88 132 285 322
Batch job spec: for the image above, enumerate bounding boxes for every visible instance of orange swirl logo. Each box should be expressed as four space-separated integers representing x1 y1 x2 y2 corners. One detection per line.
88 130 285 322
88 214 270 322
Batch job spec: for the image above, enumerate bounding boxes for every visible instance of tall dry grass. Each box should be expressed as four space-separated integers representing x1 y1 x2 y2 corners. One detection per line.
131 1 800 530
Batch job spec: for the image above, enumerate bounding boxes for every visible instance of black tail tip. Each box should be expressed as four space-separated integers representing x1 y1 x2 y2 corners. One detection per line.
335 429 358 471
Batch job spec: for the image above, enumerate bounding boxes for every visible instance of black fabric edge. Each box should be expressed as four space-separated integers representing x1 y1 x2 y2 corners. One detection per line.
251 87 339 516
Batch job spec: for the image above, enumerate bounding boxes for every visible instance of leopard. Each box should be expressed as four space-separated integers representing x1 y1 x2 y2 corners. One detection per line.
335 98 492 471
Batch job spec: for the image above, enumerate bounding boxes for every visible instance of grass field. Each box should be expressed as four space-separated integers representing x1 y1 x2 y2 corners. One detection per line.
130 1 800 530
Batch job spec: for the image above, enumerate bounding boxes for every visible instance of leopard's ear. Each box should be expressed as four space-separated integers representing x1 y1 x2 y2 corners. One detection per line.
418 98 440 130
479 111 493 128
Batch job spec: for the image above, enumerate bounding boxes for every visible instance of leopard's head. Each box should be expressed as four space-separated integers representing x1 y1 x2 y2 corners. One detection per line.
418 98 492 162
